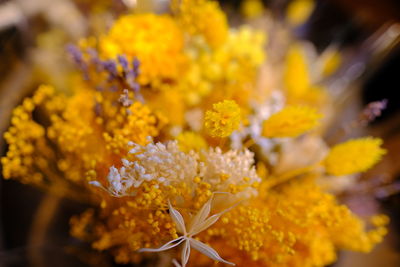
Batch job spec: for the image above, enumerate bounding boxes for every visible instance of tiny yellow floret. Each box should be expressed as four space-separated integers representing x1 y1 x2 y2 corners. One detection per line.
205 100 241 138
324 137 386 176
262 105 321 138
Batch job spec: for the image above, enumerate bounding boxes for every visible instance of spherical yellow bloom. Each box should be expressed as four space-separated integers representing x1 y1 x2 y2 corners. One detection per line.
173 0 228 48
205 100 241 138
99 14 186 85
324 137 386 176
225 27 267 67
177 26 266 106
176 131 207 152
262 106 322 138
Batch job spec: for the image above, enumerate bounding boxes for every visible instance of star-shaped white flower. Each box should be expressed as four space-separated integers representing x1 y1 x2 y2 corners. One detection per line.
139 197 235 267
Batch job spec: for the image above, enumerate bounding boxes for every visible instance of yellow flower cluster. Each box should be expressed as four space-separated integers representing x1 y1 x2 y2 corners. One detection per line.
70 182 181 264
198 176 386 267
172 0 228 48
2 85 52 185
176 26 266 106
94 0 266 113
283 44 328 108
176 131 207 152
70 140 260 264
324 137 386 176
99 14 186 85
262 105 321 138
1 1 389 267
1 82 163 198
205 100 241 138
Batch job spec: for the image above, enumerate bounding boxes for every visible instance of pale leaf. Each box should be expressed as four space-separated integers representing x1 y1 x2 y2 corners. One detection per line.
188 197 212 233
88 181 123 197
190 205 234 236
189 238 235 266
168 201 187 234
172 259 182 267
181 240 191 267
189 213 221 236
138 237 184 252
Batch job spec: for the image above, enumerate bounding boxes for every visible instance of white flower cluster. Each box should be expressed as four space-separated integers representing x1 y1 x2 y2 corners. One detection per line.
93 140 261 198
202 147 260 196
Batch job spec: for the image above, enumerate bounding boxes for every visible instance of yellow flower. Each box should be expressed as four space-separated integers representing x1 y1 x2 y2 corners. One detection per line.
240 0 265 19
324 137 386 176
283 43 329 107
99 14 186 85
284 43 311 98
176 131 207 152
2 2 388 266
173 0 228 48
144 88 185 126
262 106 322 138
205 100 241 138
176 26 266 106
286 0 315 26
321 48 342 77
199 176 387 266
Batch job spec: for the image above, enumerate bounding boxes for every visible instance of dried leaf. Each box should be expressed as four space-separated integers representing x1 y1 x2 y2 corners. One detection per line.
189 238 235 265
188 197 212 232
138 237 184 252
181 240 191 267
169 201 187 234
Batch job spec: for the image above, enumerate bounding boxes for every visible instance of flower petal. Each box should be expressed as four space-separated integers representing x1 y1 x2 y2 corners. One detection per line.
88 181 125 197
181 240 191 267
189 204 235 236
172 259 182 267
189 213 221 236
188 197 212 232
189 238 235 265
138 237 184 252
169 201 187 234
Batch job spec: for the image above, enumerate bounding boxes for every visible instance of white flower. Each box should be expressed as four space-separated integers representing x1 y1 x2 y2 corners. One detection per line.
201 147 260 198
139 197 235 267
90 140 261 199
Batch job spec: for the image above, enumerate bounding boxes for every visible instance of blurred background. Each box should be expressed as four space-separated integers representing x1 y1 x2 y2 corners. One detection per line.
1 0 400 266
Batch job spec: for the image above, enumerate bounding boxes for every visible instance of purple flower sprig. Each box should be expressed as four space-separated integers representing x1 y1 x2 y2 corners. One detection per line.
66 44 142 100
66 44 89 81
359 99 388 126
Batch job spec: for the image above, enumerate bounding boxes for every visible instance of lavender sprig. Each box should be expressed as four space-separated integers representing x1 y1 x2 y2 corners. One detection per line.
66 44 142 101
359 99 388 126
